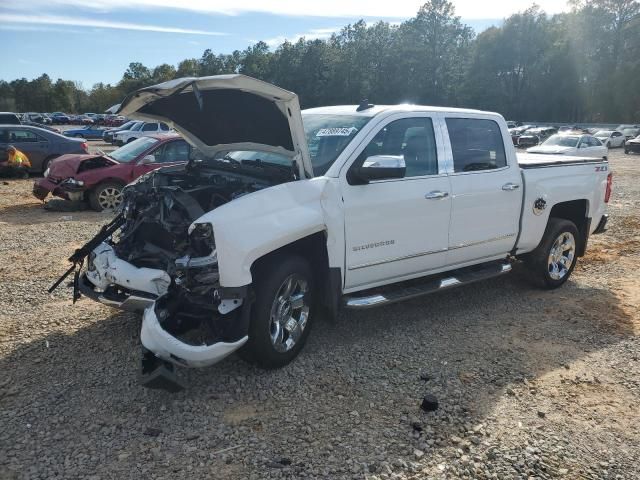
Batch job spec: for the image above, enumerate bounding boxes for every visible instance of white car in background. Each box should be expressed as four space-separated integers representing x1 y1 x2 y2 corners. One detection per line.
594 130 626 148
527 133 608 159
113 122 170 145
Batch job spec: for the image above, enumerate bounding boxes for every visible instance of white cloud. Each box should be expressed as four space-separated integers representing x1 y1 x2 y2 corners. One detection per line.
264 27 339 48
0 13 227 35
0 24 84 34
2 0 572 20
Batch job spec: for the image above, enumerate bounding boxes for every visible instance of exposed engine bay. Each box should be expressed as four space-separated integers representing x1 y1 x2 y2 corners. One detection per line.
49 158 295 390
114 160 293 341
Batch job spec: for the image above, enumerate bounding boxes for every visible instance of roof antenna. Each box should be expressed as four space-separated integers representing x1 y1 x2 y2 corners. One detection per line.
356 99 374 112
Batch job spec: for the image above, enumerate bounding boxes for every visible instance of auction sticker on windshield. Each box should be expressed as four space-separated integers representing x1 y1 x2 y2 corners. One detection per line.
316 127 358 137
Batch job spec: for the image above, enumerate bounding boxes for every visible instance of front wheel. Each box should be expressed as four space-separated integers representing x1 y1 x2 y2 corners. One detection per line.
89 181 124 211
239 255 315 368
524 218 579 289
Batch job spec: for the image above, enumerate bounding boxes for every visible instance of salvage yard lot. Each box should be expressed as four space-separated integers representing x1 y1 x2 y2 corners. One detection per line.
0 150 638 479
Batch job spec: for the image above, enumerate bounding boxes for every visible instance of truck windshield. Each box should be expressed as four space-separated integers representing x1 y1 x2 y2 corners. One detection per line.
302 114 372 175
543 135 580 147
109 137 159 163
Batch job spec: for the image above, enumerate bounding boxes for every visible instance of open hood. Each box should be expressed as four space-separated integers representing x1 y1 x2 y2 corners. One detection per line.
117 75 312 178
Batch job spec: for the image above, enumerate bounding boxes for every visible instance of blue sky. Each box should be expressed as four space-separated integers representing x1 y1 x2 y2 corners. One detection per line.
0 0 571 87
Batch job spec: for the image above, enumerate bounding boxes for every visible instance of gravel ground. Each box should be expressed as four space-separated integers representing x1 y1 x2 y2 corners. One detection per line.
0 148 638 480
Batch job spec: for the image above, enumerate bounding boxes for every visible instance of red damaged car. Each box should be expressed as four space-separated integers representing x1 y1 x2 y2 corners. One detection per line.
33 134 190 211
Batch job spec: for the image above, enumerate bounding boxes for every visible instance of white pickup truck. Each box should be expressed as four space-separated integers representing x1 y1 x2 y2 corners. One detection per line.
57 75 611 391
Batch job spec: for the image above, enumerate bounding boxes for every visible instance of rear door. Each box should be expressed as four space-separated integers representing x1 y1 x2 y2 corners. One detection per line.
342 113 452 290
580 136 607 158
611 131 624 147
8 128 48 169
443 116 522 265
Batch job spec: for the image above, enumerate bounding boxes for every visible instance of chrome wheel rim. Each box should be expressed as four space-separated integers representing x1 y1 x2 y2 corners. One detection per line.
98 187 123 210
548 232 575 280
269 274 310 352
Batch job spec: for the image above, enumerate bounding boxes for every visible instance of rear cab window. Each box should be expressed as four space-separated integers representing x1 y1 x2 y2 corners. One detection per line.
445 118 507 172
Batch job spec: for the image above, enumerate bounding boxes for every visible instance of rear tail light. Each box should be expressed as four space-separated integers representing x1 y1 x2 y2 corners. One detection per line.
81 142 89 153
604 172 613 203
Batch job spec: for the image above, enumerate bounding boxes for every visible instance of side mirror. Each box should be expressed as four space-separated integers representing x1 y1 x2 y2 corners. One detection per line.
139 154 155 164
349 155 406 184
579 143 588 148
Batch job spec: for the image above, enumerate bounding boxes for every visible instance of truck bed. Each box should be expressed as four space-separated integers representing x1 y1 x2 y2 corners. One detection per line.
517 152 606 169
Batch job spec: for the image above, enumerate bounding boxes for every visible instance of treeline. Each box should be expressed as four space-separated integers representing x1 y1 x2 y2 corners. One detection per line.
1 0 638 122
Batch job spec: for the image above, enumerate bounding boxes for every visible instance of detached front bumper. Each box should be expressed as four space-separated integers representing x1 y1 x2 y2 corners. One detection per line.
82 242 170 311
33 178 59 201
141 304 249 368
33 178 86 202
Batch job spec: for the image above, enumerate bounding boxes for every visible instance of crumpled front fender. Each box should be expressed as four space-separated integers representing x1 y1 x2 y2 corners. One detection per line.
195 177 339 288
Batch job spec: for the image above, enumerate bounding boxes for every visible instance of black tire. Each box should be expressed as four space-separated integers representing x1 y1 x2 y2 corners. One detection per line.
239 254 315 369
524 218 579 289
126 138 136 144
88 181 125 211
41 155 57 174
624 148 629 154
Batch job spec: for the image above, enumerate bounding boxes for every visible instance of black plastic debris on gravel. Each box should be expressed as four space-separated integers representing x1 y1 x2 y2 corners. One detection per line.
44 199 89 212
420 394 439 412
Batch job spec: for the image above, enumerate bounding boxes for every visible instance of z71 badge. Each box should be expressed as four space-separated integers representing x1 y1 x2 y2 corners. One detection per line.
595 165 608 172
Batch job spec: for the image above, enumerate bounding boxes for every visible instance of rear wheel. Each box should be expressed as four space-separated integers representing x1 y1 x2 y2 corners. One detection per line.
239 255 315 368
524 218 579 289
89 181 124 211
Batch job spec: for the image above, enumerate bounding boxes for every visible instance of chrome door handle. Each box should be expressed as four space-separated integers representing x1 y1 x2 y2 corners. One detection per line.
425 191 449 199
502 183 520 191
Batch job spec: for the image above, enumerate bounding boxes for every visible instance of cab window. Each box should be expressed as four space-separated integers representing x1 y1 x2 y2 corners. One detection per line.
154 140 190 163
446 118 507 172
9 130 39 143
355 117 438 177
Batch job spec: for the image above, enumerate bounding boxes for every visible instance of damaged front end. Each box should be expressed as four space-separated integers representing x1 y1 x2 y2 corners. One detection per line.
52 159 293 391
50 74 314 391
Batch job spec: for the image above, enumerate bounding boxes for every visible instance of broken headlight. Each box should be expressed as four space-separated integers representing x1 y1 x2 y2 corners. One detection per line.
187 223 216 258
175 223 217 271
60 178 85 188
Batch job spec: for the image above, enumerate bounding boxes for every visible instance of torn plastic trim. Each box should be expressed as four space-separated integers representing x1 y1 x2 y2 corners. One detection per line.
85 242 170 297
140 302 248 368
79 274 156 312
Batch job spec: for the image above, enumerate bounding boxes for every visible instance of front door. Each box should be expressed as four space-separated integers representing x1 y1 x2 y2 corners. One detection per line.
132 140 191 180
443 116 522 265
342 114 451 291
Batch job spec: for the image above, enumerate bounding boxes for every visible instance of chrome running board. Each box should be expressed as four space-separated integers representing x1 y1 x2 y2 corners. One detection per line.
343 261 511 309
